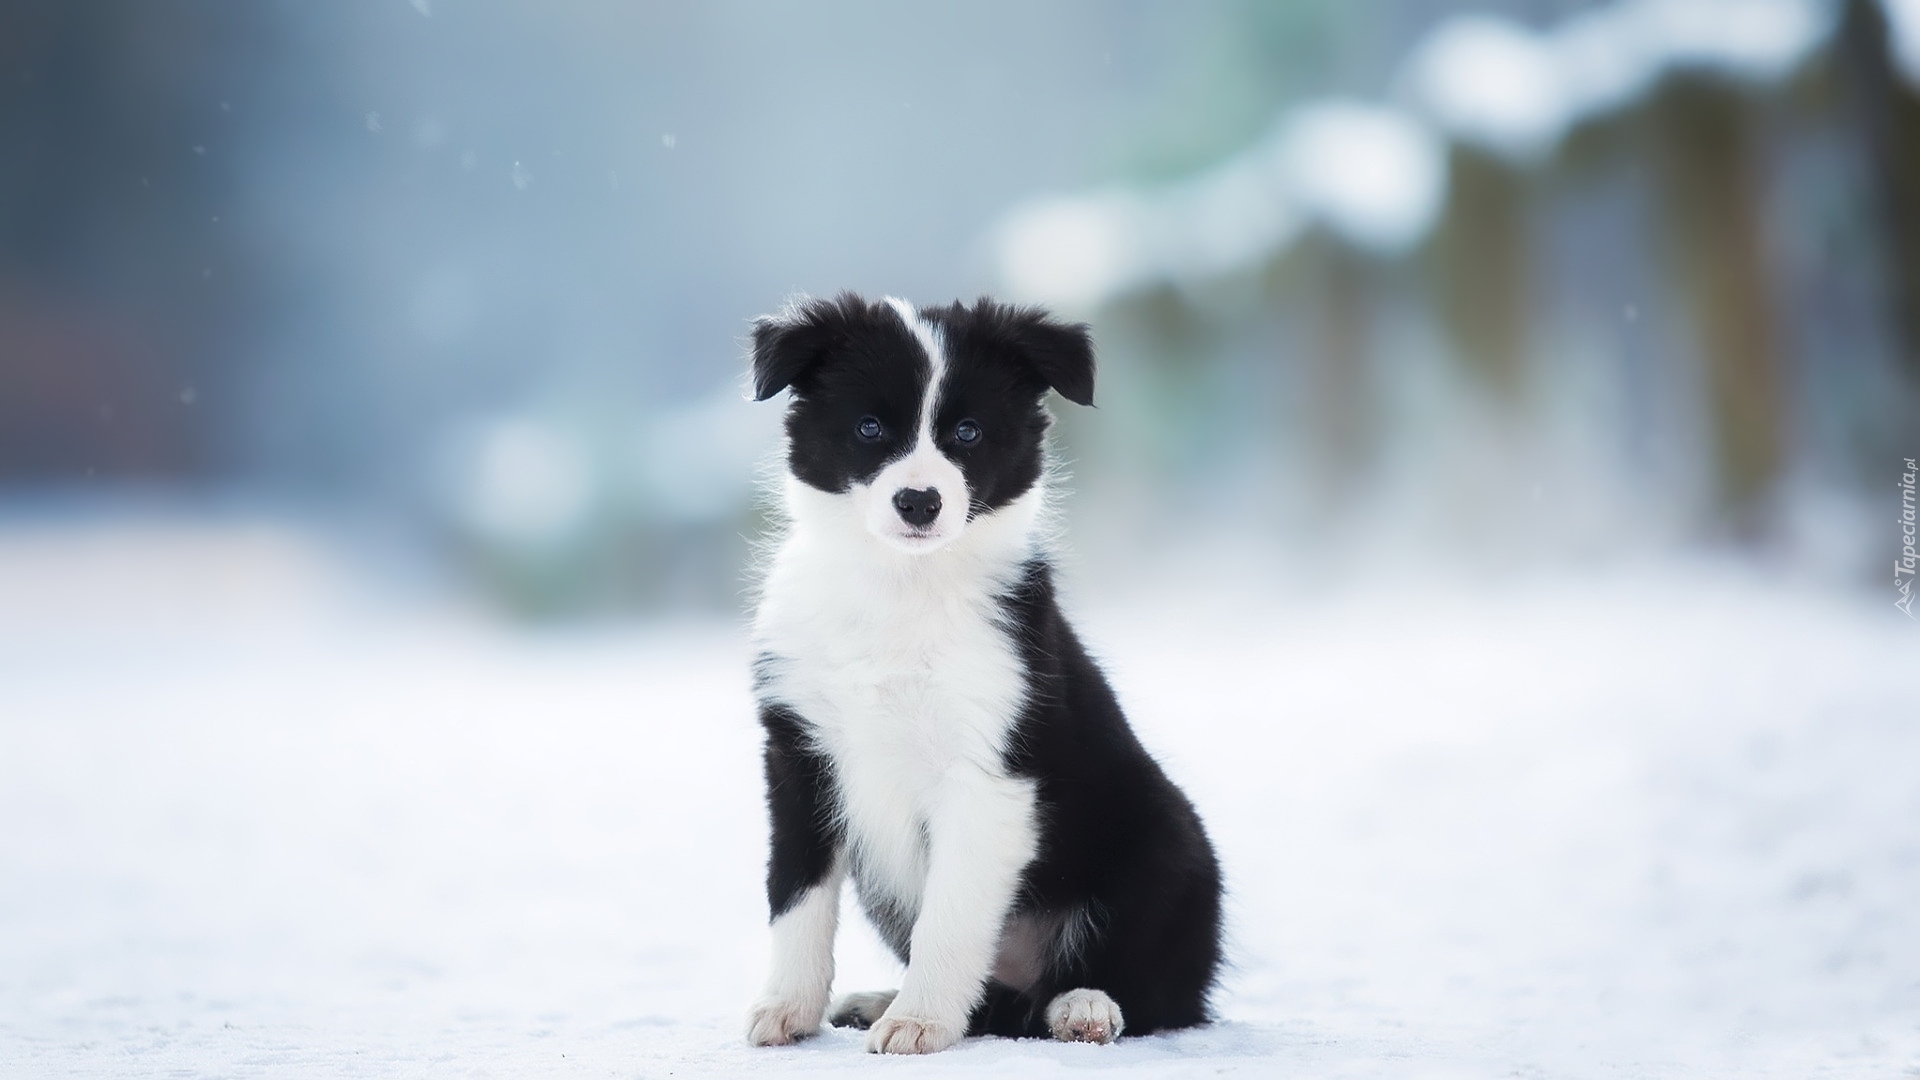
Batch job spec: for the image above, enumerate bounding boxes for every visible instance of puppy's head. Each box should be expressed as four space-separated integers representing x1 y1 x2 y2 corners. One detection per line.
750 293 1093 554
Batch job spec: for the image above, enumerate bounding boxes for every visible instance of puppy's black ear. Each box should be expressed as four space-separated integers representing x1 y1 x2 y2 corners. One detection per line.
1007 307 1096 406
750 294 859 401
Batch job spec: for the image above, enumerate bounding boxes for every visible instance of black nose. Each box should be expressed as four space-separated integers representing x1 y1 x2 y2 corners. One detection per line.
892 487 942 527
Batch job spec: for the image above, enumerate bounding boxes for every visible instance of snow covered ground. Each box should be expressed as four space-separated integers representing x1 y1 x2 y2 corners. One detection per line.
1 520 1916 1078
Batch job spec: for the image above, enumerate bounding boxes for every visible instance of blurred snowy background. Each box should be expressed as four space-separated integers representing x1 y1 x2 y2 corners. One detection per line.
2 1 1917 1076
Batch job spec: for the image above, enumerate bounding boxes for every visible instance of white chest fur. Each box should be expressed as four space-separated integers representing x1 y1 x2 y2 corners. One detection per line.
753 479 1042 921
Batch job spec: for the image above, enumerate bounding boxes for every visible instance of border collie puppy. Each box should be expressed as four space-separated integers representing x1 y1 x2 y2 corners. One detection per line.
743 293 1222 1055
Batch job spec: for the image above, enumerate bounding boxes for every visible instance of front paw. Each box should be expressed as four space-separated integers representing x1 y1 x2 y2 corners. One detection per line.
745 996 825 1047
865 1013 964 1054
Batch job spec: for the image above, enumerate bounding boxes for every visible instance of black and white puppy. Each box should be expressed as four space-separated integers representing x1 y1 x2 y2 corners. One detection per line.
743 293 1222 1055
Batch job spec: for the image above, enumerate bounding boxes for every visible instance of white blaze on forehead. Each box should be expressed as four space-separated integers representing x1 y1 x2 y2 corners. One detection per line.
862 296 968 552
884 296 946 447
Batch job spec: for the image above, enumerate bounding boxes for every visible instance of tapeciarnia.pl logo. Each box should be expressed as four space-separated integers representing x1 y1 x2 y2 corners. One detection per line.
1899 457 1917 618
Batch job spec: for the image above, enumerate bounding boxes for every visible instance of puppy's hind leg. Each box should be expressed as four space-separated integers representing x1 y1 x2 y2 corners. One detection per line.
1046 988 1124 1044
826 990 897 1030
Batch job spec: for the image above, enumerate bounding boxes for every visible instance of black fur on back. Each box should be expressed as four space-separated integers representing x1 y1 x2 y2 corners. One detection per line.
978 558 1223 1036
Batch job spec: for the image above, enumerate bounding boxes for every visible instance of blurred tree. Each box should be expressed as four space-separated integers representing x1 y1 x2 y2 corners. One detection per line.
1648 78 1784 527
1838 0 1920 388
1427 146 1531 401
1278 233 1377 500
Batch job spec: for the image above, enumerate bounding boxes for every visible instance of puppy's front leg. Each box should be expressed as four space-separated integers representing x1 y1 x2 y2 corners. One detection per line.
868 770 1037 1055
746 704 845 1047
746 856 845 1046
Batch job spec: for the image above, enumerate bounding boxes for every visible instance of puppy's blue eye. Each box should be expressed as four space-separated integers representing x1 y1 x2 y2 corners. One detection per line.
857 416 884 441
954 419 981 445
